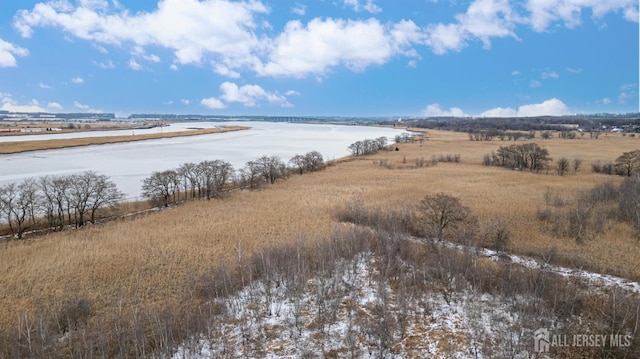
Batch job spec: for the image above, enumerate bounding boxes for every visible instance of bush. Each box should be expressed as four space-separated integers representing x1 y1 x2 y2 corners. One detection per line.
618 174 640 234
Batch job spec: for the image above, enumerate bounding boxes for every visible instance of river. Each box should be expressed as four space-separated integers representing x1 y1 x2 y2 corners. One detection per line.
0 121 408 199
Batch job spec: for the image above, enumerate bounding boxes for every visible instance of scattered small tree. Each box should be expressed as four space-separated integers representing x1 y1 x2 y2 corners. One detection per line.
615 150 640 177
418 193 471 242
556 157 570 176
619 174 640 235
573 158 583 173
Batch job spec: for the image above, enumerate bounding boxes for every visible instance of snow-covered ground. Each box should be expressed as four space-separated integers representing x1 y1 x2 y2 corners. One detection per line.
171 253 533 359
170 234 639 359
419 236 640 295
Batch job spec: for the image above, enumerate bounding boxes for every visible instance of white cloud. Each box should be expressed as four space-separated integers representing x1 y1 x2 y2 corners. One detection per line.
201 97 226 109
74 101 90 110
0 38 29 67
480 98 570 117
71 77 84 84
541 71 558 79
567 67 582 73
47 102 63 110
526 0 639 32
0 94 46 112
619 92 633 104
425 0 520 54
285 90 300 96
94 59 115 69
169 64 178 71
181 99 190 105
618 84 637 104
260 18 422 78
511 70 521 76
128 58 142 70
73 101 102 112
421 103 468 117
12 0 637 80
213 63 241 78
39 82 52 89
344 0 382 14
132 46 160 63
529 80 542 87
93 44 108 53
291 4 306 16
219 81 291 107
602 97 612 105
14 0 269 70
480 106 516 117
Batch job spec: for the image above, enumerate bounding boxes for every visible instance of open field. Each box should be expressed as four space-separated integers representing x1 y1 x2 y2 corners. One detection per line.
0 125 248 154
0 128 639 356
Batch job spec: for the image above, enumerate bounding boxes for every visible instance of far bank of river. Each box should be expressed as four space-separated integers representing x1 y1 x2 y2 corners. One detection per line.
0 126 248 154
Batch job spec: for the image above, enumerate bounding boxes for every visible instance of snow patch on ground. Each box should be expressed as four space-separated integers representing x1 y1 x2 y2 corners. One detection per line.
172 253 533 358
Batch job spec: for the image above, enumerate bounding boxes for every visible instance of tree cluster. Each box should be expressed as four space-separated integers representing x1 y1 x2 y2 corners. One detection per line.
0 171 123 238
141 151 326 207
142 159 234 208
590 150 640 177
483 143 551 173
347 137 388 156
287 151 325 175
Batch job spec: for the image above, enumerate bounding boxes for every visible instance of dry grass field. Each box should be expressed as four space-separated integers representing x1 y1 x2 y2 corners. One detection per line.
0 128 639 354
0 125 248 154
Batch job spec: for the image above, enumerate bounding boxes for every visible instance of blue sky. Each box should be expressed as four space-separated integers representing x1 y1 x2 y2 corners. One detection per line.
0 0 637 117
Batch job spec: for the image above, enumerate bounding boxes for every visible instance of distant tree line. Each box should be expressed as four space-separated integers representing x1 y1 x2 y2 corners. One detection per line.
141 151 327 208
468 130 535 141
0 171 123 238
385 116 638 133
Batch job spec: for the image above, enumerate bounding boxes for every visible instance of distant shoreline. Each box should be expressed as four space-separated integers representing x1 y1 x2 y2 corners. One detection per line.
0 126 249 154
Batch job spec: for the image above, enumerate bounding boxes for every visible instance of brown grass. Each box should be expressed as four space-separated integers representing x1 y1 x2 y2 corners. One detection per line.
0 126 248 154
0 129 639 346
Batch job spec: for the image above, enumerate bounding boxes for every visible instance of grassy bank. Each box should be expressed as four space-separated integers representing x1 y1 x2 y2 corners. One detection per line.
0 126 248 154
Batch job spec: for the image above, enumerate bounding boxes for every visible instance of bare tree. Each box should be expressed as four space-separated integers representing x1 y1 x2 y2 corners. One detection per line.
256 155 287 184
65 171 123 227
87 173 124 223
197 160 233 199
619 173 640 233
288 154 306 175
348 141 364 156
483 219 511 252
615 150 640 177
240 160 263 190
142 170 180 208
177 162 200 200
556 157 570 176
418 193 471 241
0 179 41 238
573 158 583 173
303 151 325 172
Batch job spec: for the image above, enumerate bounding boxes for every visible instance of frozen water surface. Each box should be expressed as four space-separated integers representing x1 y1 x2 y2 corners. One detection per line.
0 121 196 143
0 121 408 199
